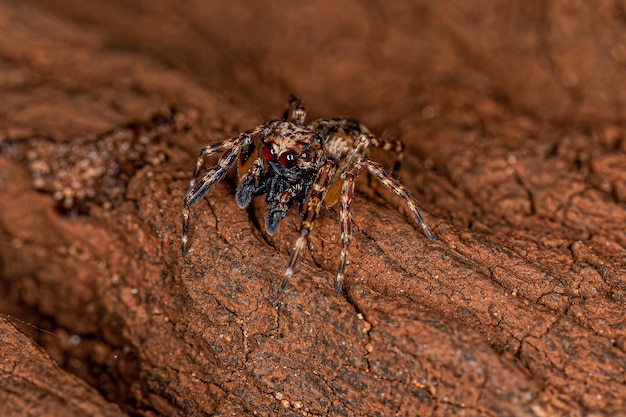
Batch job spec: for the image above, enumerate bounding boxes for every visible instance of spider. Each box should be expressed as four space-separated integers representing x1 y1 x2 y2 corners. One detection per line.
182 97 436 293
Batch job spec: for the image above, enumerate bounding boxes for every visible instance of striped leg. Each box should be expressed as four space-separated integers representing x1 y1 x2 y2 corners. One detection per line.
362 159 436 241
182 140 243 256
280 160 334 290
366 134 405 171
188 140 240 190
336 171 356 292
283 95 306 125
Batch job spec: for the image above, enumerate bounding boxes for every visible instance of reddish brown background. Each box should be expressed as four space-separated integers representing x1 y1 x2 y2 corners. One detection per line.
1 1 625 416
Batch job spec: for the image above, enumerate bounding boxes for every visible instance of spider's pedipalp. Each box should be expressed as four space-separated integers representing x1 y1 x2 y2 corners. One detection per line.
265 184 303 236
235 158 264 209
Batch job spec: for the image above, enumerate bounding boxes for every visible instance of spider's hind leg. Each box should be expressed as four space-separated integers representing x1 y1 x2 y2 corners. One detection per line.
328 132 434 289
380 134 405 171
361 158 436 241
330 133 406 292
362 132 405 176
283 95 307 125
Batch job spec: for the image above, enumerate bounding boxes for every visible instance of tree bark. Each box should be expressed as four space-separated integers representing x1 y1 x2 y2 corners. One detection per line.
0 317 125 417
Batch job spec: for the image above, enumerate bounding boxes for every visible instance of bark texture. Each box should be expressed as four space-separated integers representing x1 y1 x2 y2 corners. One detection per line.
0 317 125 417
0 1 625 416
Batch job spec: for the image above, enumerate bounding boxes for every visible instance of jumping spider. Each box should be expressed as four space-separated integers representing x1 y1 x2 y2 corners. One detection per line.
182 97 436 292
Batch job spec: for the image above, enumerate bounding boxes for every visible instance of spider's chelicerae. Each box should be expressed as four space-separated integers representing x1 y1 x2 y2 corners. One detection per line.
182 97 436 292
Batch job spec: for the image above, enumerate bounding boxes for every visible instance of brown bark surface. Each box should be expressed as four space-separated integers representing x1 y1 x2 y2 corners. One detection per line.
0 317 125 417
1 1 625 416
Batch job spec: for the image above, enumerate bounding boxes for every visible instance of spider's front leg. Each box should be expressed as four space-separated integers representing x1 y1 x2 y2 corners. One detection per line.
280 160 335 290
187 141 238 190
182 134 250 256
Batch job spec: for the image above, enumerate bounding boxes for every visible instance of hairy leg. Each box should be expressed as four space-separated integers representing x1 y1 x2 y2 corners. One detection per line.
371 134 405 171
336 171 356 292
188 139 240 189
280 160 334 290
283 95 306 125
362 158 436 241
182 140 244 256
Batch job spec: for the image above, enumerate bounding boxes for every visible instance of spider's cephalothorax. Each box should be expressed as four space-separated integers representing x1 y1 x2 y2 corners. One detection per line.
234 120 326 236
182 97 436 292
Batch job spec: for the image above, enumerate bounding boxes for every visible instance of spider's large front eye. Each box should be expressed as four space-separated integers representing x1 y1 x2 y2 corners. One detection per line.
263 145 277 162
278 152 298 169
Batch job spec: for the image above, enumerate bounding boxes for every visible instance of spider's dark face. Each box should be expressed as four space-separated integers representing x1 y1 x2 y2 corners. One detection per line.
260 121 325 175
235 121 326 235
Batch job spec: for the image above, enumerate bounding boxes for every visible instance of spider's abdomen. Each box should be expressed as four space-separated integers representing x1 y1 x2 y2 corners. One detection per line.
308 117 370 163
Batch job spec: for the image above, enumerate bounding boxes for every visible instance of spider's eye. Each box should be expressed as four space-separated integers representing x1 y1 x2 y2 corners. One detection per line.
263 145 276 162
300 152 308 159
278 152 298 168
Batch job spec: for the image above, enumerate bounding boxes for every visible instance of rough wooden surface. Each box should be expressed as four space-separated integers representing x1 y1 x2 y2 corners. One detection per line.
0 317 126 417
1 1 625 416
